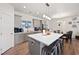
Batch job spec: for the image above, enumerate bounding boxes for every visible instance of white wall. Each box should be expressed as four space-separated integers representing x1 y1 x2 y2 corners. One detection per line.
14 15 21 27
47 16 79 38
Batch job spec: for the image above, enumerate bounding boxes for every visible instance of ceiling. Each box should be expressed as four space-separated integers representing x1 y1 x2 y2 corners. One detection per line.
10 3 79 19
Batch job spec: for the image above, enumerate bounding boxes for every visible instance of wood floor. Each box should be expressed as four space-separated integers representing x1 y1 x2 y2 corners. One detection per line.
2 39 79 55
2 42 30 55
63 39 79 55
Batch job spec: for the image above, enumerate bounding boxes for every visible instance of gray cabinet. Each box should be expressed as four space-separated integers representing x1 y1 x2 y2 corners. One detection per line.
28 38 40 55
14 33 25 45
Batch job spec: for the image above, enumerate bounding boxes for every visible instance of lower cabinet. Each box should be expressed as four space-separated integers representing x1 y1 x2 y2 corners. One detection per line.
14 33 25 45
28 38 40 55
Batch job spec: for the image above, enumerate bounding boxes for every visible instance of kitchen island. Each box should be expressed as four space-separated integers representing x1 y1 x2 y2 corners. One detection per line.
28 32 63 55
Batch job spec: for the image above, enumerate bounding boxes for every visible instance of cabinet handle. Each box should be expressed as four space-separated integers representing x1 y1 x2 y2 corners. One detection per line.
31 42 34 45
31 41 35 45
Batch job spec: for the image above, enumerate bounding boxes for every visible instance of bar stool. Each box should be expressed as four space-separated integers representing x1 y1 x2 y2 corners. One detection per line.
41 40 58 55
59 38 64 54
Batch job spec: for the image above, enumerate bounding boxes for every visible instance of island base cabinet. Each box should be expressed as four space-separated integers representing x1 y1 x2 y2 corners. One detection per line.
28 38 40 55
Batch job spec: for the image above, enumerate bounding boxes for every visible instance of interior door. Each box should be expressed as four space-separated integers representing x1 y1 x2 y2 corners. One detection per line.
1 13 14 53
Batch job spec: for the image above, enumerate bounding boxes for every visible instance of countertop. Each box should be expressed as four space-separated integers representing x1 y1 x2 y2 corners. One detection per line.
28 32 63 46
14 31 41 35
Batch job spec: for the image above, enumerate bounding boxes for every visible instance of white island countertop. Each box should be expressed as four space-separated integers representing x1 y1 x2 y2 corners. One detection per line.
28 33 63 46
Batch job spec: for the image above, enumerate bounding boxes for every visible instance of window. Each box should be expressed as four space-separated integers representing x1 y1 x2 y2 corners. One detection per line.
21 20 32 28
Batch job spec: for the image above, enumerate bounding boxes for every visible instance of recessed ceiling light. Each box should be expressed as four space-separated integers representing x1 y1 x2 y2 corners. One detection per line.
24 6 26 8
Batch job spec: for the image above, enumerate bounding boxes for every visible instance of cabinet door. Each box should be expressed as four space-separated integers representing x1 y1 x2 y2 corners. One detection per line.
28 38 40 55
1 13 14 53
